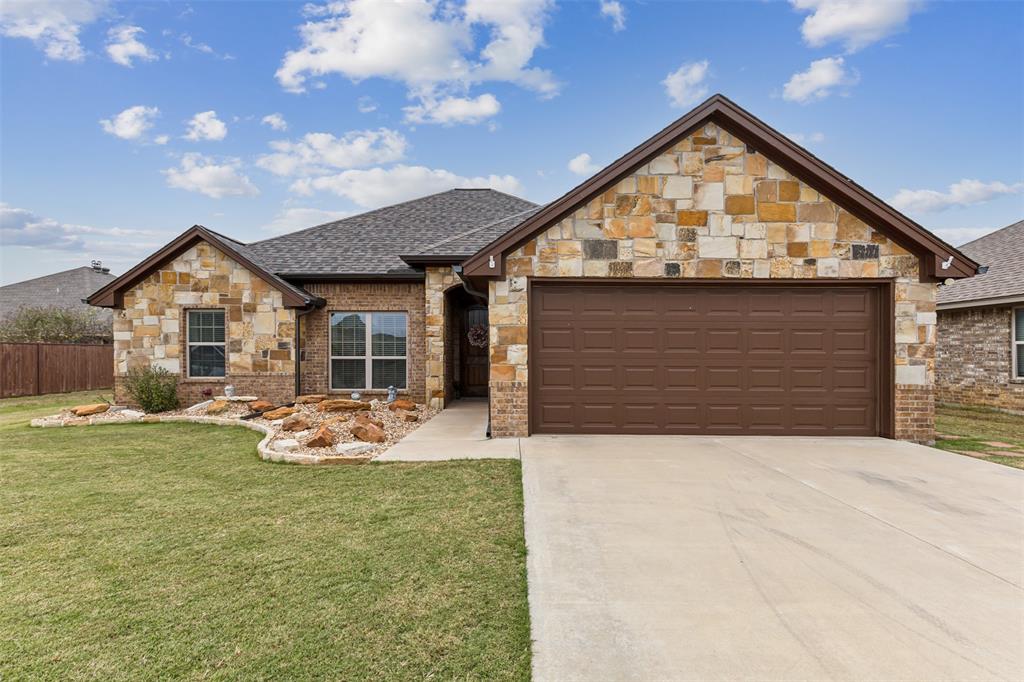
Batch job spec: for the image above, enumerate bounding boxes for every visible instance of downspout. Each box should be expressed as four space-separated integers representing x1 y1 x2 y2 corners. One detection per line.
453 265 492 438
293 300 322 398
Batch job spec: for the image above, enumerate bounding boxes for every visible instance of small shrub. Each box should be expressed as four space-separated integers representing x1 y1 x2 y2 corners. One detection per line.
123 366 179 413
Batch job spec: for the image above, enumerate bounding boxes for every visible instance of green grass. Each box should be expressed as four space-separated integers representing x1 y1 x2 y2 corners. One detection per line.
934 403 1024 470
0 399 530 680
0 390 114 429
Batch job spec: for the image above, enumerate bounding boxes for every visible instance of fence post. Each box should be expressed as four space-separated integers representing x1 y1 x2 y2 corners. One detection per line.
36 343 42 396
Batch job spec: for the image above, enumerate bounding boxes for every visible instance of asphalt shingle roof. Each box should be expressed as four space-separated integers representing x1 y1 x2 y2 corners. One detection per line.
1 266 117 320
245 189 537 275
413 206 545 257
937 220 1024 306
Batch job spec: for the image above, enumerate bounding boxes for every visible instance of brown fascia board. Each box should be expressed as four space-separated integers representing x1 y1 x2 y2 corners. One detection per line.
398 254 467 266
87 225 313 309
463 94 979 281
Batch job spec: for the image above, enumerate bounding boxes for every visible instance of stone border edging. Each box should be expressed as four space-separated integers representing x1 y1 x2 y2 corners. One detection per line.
29 414 371 466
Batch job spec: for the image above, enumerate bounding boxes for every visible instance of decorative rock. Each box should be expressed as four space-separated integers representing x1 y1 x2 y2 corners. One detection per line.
273 438 300 453
351 422 386 443
185 399 213 413
214 395 258 402
249 400 275 413
296 394 326 404
262 406 297 420
354 413 384 429
399 410 419 423
318 455 373 465
72 403 109 417
66 417 91 426
319 399 372 412
306 424 336 449
335 442 375 456
121 410 145 419
206 400 230 415
281 413 311 432
387 399 417 412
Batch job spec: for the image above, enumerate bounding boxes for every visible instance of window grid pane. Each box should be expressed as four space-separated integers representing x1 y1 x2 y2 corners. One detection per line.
372 359 406 389
1015 310 1024 341
330 313 366 357
189 345 225 377
372 312 407 357
188 310 225 343
331 359 365 390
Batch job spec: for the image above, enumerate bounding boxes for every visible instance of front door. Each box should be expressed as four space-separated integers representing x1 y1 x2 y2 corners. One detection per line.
461 305 489 397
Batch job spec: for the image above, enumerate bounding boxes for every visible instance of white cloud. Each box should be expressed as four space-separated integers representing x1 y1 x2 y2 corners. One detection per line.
357 96 377 113
890 179 1024 214
600 0 625 31
0 203 159 253
105 25 156 67
262 206 351 234
261 113 288 131
276 0 557 124
567 152 599 176
785 131 826 145
791 0 920 52
180 33 234 60
0 0 107 62
256 128 408 176
404 93 500 125
154 134 169 145
163 154 259 198
99 105 159 141
663 60 709 109
782 56 856 103
184 110 228 141
290 164 523 208
930 226 1001 247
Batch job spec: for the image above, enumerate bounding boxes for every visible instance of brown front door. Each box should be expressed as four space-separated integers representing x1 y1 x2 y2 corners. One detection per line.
530 282 884 436
461 305 489 397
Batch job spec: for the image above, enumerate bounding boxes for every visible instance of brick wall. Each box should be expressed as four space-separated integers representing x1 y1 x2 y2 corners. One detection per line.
298 281 427 402
487 121 937 442
937 305 1024 411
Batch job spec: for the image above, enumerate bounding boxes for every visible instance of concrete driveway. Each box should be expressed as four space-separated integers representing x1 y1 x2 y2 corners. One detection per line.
521 436 1024 681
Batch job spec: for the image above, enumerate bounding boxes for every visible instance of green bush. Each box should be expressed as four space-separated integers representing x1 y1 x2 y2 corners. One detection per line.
123 367 179 413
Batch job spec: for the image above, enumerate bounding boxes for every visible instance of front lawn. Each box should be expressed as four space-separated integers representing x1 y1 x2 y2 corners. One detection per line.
934 403 1024 470
0 405 530 680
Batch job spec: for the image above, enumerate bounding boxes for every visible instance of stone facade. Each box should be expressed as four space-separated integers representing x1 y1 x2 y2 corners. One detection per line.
937 305 1024 411
299 281 427 402
113 240 296 406
488 122 937 442
424 266 460 409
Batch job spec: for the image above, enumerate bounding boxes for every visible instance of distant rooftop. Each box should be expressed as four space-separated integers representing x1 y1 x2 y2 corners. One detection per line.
0 264 117 319
937 220 1024 306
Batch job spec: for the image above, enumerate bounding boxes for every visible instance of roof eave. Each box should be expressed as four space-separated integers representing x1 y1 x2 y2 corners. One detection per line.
937 293 1024 311
462 94 980 282
86 225 315 309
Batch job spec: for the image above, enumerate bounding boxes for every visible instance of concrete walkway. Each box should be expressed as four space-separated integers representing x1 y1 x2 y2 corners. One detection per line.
522 435 1024 681
376 399 520 461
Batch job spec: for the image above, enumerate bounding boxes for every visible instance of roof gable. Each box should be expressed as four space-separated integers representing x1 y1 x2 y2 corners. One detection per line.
463 94 979 281
86 225 317 309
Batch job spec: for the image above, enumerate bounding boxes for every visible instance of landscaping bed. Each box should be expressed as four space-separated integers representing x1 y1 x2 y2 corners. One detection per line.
29 394 437 464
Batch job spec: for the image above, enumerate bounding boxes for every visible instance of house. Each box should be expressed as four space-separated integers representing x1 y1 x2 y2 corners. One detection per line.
936 220 1024 412
88 95 978 443
1 263 116 323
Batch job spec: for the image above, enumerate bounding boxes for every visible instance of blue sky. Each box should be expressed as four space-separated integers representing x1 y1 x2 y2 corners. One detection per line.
1 0 1022 284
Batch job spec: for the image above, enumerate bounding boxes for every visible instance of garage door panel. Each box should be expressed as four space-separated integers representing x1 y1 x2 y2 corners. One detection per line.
531 283 881 436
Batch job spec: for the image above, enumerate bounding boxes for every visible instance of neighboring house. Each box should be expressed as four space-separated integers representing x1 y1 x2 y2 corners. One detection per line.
88 95 978 443
936 220 1024 412
1 263 116 323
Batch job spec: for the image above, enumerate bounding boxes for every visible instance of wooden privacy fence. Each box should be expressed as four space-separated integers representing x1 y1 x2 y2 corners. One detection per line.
0 343 114 398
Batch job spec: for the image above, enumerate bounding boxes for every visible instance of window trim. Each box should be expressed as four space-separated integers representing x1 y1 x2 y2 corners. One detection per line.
1014 307 1024 381
186 308 227 379
329 311 408 391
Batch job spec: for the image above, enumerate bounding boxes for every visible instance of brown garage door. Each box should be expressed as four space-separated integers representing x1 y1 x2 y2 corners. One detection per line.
530 282 885 436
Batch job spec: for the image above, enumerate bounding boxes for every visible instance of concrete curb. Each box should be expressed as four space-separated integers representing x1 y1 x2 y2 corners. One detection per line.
29 414 371 466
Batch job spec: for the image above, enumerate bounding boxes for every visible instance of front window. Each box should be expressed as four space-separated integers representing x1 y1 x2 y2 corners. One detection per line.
187 309 225 377
1014 308 1024 380
330 312 407 390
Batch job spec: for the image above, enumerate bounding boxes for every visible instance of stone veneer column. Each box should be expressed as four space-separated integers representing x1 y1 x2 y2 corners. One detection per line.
424 266 459 409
